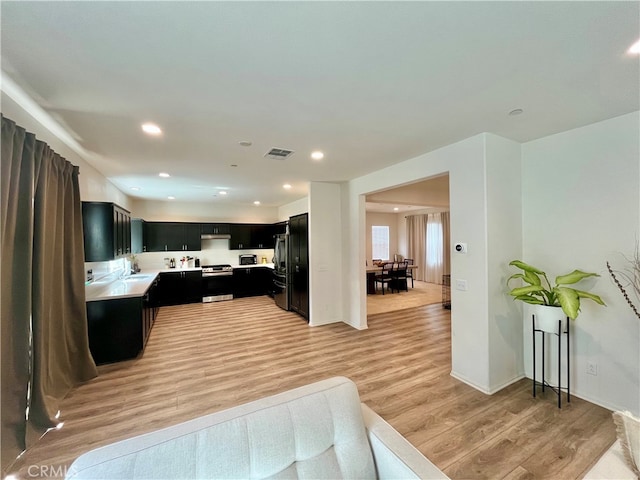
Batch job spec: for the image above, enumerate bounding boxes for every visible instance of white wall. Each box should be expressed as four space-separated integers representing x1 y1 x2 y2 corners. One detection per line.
522 111 640 414
366 212 400 261
342 134 509 393
1 93 130 208
308 182 343 326
485 134 524 391
131 199 278 223
446 136 492 391
278 197 309 221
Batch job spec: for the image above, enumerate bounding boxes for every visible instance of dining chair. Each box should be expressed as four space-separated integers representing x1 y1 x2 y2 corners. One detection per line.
390 261 409 293
374 262 393 295
405 258 415 288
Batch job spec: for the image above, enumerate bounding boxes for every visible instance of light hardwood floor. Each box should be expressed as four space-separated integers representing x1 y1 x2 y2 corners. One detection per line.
8 297 614 479
366 280 443 315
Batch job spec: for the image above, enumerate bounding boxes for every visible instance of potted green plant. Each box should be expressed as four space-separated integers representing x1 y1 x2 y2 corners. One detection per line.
507 260 606 332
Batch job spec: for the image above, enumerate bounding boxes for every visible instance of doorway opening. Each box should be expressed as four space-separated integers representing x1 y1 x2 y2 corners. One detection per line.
364 173 450 316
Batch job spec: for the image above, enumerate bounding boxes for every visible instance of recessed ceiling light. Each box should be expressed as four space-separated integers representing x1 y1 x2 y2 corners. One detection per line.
159 172 170 178
508 108 524 116
393 207 399 211
219 191 227 195
629 39 640 55
142 123 162 135
130 187 140 191
283 184 292 190
167 196 175 200
238 140 252 147
311 151 324 160
253 201 261 205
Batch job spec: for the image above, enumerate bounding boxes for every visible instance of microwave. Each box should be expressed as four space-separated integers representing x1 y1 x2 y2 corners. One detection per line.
239 254 257 265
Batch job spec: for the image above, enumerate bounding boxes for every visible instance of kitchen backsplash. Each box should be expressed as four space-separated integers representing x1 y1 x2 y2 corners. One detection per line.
85 257 130 283
133 239 274 270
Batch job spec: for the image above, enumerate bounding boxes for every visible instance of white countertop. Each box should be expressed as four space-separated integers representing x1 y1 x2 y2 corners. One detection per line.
231 263 274 269
85 271 162 302
86 264 274 302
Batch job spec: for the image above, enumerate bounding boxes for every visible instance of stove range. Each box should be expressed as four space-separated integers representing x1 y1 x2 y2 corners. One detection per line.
202 264 233 277
202 264 233 302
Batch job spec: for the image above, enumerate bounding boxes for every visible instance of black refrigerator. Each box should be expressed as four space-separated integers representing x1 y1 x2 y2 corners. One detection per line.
273 233 290 311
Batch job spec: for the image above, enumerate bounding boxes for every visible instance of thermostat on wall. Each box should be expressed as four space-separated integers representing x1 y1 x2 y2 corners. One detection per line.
454 242 467 253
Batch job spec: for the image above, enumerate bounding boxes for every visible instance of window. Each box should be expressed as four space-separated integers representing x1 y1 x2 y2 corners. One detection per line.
372 226 389 260
426 219 443 270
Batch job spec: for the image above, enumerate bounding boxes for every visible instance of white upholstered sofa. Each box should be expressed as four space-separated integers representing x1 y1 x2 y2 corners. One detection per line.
66 376 448 479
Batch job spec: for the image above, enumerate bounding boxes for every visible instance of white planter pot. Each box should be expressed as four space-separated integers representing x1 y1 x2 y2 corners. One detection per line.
531 304 568 333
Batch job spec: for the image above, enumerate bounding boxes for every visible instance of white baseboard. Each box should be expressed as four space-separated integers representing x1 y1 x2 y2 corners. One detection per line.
450 370 525 395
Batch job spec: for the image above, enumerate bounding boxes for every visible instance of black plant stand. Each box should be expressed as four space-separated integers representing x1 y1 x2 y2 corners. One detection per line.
532 315 570 408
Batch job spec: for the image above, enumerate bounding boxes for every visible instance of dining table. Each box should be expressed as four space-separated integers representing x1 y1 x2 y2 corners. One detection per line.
366 263 418 294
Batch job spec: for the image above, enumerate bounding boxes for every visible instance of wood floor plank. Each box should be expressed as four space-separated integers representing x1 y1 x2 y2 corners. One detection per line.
6 297 615 479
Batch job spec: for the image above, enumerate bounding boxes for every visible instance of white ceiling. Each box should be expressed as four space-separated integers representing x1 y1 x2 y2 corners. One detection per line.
1 2 638 208
366 174 449 213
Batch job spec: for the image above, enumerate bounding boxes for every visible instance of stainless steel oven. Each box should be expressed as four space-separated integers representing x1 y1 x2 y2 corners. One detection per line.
202 264 233 302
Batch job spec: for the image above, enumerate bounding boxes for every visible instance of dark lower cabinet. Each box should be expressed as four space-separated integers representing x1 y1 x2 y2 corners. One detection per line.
157 270 202 306
86 279 159 364
233 267 272 298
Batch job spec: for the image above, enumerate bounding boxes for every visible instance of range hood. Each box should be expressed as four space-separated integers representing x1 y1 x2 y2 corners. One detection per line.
201 233 231 240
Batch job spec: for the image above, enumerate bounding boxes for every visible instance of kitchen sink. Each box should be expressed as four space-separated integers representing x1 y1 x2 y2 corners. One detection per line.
123 274 154 282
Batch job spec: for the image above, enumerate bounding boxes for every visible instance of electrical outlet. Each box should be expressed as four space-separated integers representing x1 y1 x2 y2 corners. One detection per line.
587 361 598 376
456 279 468 291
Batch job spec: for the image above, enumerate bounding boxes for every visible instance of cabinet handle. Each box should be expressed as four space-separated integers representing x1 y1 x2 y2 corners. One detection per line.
143 246 147 252
165 245 168 251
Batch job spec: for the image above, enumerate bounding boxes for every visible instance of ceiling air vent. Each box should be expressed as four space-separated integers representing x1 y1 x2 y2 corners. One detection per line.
264 148 294 160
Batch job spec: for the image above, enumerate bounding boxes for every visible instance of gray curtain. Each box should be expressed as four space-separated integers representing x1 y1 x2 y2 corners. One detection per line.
1 116 97 473
407 212 450 284
442 211 450 276
406 214 428 281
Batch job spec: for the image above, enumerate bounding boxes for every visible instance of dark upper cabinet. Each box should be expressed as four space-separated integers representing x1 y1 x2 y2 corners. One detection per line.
229 224 252 250
273 221 288 235
145 222 165 252
229 224 277 250
145 222 201 252
131 218 146 253
133 220 282 252
252 224 277 249
201 223 230 235
82 202 131 262
184 223 201 250
289 213 309 320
